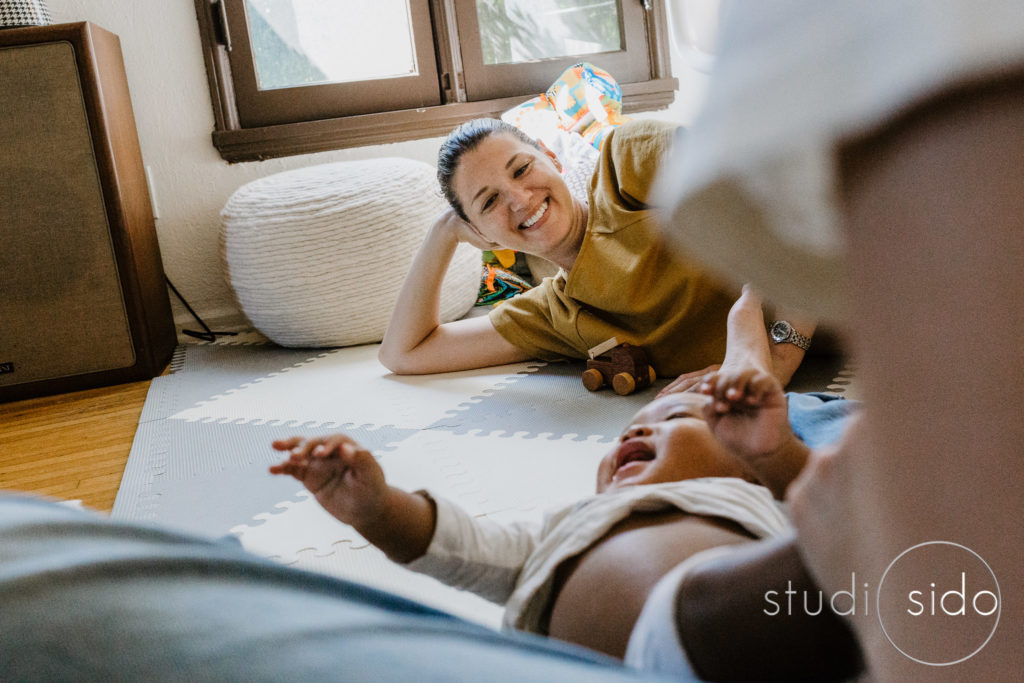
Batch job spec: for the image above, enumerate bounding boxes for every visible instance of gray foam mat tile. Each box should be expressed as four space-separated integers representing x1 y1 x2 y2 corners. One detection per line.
787 353 853 397
427 361 672 442
115 416 416 533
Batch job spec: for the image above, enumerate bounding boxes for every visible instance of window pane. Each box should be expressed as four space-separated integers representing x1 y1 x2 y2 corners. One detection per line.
476 0 622 65
247 0 417 90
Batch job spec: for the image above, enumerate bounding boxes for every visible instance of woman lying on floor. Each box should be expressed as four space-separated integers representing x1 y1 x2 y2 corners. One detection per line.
273 286 863 680
378 117 815 391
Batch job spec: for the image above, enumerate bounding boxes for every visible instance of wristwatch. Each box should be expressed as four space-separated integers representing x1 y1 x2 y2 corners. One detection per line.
769 320 812 351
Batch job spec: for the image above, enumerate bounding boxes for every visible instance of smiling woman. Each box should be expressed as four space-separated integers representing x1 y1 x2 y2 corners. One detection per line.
378 118 739 378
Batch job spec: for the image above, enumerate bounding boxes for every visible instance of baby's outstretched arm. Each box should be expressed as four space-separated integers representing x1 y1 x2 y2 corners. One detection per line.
270 435 435 563
700 369 810 500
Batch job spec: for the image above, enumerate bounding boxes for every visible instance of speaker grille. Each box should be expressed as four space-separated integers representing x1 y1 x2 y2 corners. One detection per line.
0 41 136 386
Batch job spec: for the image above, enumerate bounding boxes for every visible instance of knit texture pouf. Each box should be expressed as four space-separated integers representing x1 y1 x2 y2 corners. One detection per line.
221 158 481 348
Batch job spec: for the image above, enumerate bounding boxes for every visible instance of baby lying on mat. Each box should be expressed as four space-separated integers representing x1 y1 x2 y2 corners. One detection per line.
270 287 856 667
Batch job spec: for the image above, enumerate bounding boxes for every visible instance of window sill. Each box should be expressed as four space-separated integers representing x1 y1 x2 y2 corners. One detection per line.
211 77 678 163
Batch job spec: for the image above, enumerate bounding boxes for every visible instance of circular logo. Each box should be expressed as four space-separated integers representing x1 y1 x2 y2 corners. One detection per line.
876 541 1000 666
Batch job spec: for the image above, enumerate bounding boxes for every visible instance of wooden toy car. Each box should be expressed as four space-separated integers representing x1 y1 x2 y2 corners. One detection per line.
581 340 657 396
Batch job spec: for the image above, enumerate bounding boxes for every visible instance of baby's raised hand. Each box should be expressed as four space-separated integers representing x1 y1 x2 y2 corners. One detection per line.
270 434 389 528
702 368 782 413
700 368 807 499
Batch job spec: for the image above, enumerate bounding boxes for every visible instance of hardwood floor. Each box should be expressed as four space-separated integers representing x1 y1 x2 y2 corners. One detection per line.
0 379 153 514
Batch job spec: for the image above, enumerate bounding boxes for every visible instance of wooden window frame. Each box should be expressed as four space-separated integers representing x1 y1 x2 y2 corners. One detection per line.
195 0 677 163
224 0 443 127
453 0 653 101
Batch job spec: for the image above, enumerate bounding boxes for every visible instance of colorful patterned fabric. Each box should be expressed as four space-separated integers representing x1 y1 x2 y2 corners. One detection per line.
476 264 534 307
501 62 631 151
488 248 518 269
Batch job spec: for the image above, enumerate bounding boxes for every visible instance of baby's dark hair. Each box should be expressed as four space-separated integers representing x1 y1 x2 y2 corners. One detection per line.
437 118 543 220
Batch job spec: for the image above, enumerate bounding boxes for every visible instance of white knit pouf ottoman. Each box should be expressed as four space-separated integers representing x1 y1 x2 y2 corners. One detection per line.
221 158 481 348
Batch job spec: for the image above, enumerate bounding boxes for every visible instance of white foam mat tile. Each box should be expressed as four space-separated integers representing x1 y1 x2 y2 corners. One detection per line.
230 490 365 563
230 431 606 563
171 344 543 430
230 492 505 627
229 492 503 627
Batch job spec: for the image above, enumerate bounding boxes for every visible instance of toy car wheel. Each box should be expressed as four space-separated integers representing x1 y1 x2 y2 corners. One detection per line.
612 372 636 396
647 365 657 384
582 368 604 391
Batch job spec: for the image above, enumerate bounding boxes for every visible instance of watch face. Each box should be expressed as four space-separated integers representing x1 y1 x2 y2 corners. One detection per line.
770 321 791 342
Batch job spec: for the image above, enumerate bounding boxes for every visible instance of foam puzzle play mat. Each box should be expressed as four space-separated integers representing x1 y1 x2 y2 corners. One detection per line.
113 337 855 628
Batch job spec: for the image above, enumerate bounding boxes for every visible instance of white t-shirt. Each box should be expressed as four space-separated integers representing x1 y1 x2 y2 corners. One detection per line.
406 477 790 633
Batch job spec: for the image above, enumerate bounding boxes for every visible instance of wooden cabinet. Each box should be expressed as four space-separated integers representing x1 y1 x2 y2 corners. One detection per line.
0 22 176 402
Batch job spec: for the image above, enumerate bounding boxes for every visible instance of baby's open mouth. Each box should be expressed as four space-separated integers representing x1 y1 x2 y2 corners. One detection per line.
614 440 655 477
520 199 548 230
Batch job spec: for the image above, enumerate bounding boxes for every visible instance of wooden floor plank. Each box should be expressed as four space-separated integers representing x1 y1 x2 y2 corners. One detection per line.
0 379 153 514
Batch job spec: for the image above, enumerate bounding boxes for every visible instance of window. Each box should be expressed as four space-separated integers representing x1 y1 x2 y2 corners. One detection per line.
195 0 677 162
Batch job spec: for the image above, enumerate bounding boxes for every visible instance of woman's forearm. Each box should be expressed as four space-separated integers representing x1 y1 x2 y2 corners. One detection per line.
378 215 531 375
726 288 815 387
378 220 460 373
768 307 815 387
721 286 773 371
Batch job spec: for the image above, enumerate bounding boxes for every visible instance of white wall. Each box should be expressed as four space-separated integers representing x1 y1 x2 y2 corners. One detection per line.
47 1 709 332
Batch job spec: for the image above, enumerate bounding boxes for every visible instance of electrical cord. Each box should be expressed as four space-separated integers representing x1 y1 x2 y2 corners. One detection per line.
165 277 238 342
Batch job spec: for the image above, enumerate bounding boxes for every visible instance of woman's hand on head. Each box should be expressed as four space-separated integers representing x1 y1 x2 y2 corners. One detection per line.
434 207 502 251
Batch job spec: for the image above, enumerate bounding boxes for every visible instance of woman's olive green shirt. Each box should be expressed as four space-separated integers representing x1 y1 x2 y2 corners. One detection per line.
490 119 735 377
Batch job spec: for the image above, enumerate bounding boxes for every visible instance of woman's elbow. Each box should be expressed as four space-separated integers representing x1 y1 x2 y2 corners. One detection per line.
379 343 440 375
378 345 413 375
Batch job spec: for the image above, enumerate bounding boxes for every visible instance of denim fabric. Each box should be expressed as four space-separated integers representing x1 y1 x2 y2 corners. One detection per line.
0 495 673 682
787 392 859 449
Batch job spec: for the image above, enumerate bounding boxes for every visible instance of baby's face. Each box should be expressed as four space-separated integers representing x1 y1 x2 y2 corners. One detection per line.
596 392 757 493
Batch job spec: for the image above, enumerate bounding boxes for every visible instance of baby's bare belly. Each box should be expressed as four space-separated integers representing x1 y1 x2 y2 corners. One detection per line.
546 510 754 659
